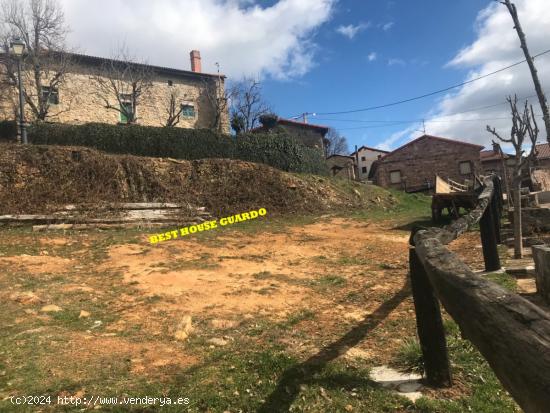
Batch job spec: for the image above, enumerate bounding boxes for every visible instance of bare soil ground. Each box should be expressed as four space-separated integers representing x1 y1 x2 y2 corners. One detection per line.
0 213 520 412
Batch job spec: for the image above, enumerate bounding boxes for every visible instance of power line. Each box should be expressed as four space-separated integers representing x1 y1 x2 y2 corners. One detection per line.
300 49 550 116
311 92 545 127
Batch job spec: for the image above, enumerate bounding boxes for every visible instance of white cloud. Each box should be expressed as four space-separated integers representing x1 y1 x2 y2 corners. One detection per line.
58 0 335 80
336 22 370 39
387 58 405 66
367 52 377 62
382 21 394 31
377 125 422 152
388 0 550 150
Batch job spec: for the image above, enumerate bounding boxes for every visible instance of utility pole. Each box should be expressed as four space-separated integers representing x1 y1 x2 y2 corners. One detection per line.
422 119 426 135
502 0 550 143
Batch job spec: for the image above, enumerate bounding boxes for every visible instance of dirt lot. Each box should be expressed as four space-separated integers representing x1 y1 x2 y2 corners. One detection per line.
0 212 520 412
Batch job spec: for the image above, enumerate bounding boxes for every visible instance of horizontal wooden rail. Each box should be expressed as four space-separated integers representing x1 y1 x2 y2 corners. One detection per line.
410 176 550 413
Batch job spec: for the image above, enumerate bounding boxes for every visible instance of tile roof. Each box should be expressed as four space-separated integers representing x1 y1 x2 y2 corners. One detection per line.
480 149 510 161
350 145 389 156
0 51 224 80
535 143 550 160
377 134 484 162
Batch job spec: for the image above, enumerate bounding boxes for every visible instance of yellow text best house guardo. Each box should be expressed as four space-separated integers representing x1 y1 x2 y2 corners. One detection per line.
148 208 267 244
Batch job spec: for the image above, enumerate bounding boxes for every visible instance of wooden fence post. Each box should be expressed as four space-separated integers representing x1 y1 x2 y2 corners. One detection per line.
409 235 452 387
480 193 501 272
491 189 502 244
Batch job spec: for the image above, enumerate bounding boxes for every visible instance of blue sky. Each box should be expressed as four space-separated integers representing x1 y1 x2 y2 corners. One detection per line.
63 0 550 152
262 0 499 151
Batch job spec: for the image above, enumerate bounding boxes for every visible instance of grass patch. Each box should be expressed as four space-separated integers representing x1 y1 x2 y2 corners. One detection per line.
394 338 424 374
484 271 517 292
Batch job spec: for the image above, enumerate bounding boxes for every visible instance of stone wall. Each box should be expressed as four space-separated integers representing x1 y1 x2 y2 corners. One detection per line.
0 63 229 133
374 136 482 191
509 206 550 235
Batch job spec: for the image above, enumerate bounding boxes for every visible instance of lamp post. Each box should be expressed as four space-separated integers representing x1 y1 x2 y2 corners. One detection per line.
10 38 27 144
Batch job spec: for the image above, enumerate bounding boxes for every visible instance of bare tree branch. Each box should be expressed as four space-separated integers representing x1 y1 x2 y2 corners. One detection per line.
0 0 73 121
486 94 539 258
230 76 270 134
90 46 154 124
501 0 550 143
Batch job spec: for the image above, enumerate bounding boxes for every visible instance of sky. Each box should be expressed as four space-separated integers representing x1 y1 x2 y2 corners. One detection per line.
58 0 550 153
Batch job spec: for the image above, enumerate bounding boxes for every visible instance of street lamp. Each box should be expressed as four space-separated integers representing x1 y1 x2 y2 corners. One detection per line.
10 38 27 144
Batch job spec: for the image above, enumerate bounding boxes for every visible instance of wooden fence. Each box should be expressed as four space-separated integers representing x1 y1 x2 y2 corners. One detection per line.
409 175 550 413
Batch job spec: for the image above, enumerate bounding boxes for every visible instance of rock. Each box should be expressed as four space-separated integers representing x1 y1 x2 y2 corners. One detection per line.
207 337 228 346
210 319 237 329
174 315 193 342
79 310 91 318
397 382 422 393
11 292 43 305
40 304 62 313
345 404 353 412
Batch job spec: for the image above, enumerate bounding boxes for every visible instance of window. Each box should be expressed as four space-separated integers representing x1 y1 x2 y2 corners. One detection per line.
167 80 173 86
41 86 59 105
389 170 401 184
181 103 195 118
459 161 472 175
119 94 134 124
361 166 367 173
361 156 366 161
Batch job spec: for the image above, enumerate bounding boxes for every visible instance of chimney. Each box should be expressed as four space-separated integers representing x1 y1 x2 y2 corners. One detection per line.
190 50 201 73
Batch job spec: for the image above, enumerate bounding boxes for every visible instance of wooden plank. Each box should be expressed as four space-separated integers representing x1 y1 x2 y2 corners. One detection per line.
412 176 550 413
414 235 550 413
435 175 451 194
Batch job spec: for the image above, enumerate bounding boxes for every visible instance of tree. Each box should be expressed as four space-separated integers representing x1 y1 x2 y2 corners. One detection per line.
201 76 232 133
163 89 193 127
0 0 73 121
324 127 349 157
91 47 153 124
501 0 550 143
230 113 245 135
487 95 539 259
230 76 270 134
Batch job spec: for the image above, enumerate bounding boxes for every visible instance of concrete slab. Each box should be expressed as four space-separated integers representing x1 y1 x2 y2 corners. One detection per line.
370 365 424 402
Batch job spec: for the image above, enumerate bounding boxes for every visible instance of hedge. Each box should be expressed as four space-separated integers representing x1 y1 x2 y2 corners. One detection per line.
22 122 328 175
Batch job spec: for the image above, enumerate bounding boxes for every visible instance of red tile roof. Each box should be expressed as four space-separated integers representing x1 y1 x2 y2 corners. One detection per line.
276 118 330 133
535 143 550 160
480 149 510 161
251 118 330 135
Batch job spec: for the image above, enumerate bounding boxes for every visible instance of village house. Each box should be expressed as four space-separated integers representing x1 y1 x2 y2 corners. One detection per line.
350 145 389 181
480 149 516 188
326 154 357 180
370 134 483 192
0 50 229 132
253 117 329 151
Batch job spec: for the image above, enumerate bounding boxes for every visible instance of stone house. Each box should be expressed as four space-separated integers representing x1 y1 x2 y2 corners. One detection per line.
350 145 389 181
480 149 516 187
370 135 483 192
0 50 229 132
253 117 329 151
326 154 356 180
